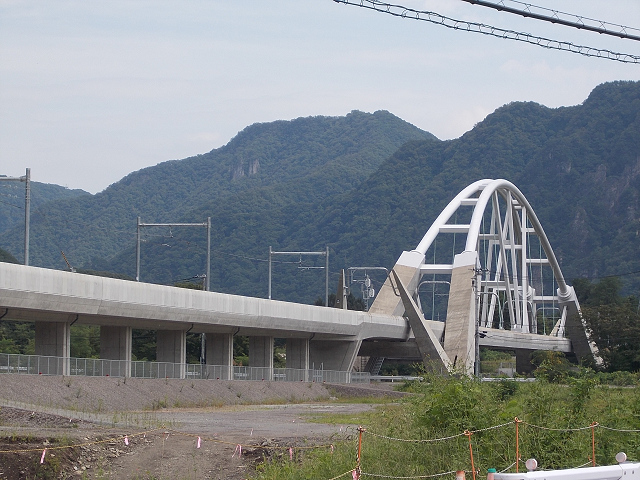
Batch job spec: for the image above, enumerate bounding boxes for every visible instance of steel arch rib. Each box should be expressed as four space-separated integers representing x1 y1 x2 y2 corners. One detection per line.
413 179 569 297
413 179 491 257
464 179 569 297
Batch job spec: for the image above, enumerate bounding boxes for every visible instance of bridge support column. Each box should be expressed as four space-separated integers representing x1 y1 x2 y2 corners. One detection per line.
309 339 361 373
205 333 233 380
443 251 479 376
157 330 186 379
100 326 132 377
35 321 70 376
286 338 309 381
249 336 273 380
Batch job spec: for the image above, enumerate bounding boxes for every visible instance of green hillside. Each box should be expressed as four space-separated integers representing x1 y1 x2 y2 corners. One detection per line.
0 110 435 271
2 81 640 305
288 81 640 296
112 80 640 303
0 179 89 236
153 80 640 301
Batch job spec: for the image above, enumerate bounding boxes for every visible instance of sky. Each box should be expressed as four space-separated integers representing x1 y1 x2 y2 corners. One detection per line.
1 1 639 194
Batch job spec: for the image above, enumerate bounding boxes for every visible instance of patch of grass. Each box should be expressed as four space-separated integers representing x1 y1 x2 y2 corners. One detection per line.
251 373 640 479
150 397 168 411
254 439 357 480
32 453 62 480
329 395 398 404
306 403 400 426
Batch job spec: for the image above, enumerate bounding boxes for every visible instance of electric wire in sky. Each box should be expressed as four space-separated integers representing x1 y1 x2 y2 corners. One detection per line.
333 0 640 63
459 0 640 42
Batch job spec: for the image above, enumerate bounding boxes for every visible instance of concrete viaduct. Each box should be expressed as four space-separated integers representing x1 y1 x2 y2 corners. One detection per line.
0 179 599 377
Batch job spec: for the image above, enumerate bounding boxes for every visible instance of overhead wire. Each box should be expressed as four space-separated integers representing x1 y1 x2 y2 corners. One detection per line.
332 0 640 63
458 0 640 42
0 200 23 209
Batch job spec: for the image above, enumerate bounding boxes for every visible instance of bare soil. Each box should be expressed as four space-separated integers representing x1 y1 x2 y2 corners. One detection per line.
0 376 404 479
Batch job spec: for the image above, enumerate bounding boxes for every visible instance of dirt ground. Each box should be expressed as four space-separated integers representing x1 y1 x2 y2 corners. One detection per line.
0 376 404 479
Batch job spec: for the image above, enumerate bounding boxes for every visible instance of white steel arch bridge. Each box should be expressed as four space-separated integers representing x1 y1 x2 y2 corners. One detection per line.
368 179 600 375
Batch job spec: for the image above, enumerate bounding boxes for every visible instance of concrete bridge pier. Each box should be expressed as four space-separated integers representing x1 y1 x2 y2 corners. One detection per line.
286 338 310 381
205 332 233 380
34 321 70 375
309 339 362 372
443 251 479 376
156 330 186 378
249 336 274 380
100 326 132 377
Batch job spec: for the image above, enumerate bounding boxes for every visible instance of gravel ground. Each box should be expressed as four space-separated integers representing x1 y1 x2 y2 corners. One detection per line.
0 375 402 479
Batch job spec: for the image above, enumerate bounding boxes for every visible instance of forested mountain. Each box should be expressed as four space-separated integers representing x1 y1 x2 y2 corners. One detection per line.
0 179 89 236
311 80 640 286
1 81 639 304
0 111 434 274
89 81 640 303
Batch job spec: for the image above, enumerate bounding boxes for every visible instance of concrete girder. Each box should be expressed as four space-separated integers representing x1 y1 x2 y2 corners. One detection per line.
0 263 408 341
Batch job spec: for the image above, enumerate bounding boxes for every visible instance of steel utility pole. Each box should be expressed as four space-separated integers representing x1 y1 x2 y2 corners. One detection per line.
269 246 329 306
0 168 30 265
347 267 389 311
136 217 211 290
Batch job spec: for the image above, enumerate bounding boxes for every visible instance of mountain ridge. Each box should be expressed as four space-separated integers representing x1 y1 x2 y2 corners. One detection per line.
2 81 640 303
0 110 435 273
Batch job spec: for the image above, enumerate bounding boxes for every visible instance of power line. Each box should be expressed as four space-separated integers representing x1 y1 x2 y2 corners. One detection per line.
459 0 640 42
580 269 640 281
333 0 640 64
0 199 22 209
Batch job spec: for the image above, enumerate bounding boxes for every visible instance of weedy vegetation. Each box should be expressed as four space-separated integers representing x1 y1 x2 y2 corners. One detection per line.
252 371 640 479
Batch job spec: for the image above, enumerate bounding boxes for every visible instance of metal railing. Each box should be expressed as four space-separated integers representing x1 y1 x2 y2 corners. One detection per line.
0 353 370 384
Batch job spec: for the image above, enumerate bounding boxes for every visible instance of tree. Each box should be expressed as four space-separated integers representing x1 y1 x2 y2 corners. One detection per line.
575 277 640 372
574 276 623 307
0 321 34 354
69 325 100 358
582 301 640 372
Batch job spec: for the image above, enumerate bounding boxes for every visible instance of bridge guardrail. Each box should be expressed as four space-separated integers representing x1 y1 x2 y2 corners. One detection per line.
0 353 370 384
